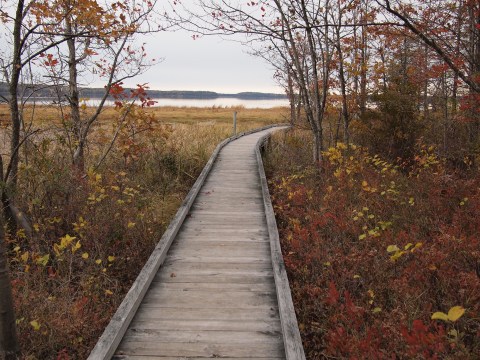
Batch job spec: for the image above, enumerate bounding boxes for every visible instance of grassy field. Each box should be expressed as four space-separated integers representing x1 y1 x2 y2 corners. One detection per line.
1 103 288 359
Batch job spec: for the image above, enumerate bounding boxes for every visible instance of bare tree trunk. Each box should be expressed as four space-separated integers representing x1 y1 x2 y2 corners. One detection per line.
422 44 430 120
359 2 368 118
287 69 296 125
3 0 25 232
8 1 24 190
468 6 480 146
335 23 350 146
441 73 449 155
0 222 19 359
65 10 85 172
451 5 462 117
380 49 387 93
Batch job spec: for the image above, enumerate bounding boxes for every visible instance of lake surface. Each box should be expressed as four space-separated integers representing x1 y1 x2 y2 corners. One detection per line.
79 97 289 109
21 97 289 108
151 98 289 108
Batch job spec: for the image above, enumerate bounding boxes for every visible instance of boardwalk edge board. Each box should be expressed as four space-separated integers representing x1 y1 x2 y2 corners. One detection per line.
87 123 289 360
256 129 307 360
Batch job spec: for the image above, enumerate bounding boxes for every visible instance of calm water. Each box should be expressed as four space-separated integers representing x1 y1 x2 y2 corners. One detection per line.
149 97 289 109
26 97 289 109
89 97 289 109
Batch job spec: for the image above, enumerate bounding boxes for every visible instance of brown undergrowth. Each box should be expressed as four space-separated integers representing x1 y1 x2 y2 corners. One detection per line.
265 128 480 359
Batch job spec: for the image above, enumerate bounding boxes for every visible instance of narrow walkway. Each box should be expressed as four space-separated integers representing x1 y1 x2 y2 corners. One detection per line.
115 128 282 359
90 126 304 359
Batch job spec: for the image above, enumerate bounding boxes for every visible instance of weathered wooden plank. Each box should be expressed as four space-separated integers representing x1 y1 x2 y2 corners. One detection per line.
133 307 280 322
166 248 271 259
185 210 265 216
169 241 270 250
144 284 275 300
167 242 270 252
128 319 281 332
153 272 275 285
113 356 283 360
148 281 275 292
203 177 260 182
193 197 261 204
122 330 282 344
116 341 285 358
255 131 306 360
165 255 271 264
189 207 265 214
179 225 267 233
186 211 264 218
180 219 266 227
189 206 265 213
140 296 277 309
161 261 273 271
177 228 268 236
151 273 274 286
173 235 269 243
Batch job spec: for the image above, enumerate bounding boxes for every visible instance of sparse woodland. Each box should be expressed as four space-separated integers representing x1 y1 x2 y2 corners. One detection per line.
1 0 479 359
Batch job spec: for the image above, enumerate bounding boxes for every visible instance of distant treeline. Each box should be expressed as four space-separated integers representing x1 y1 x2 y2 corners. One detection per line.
0 82 286 101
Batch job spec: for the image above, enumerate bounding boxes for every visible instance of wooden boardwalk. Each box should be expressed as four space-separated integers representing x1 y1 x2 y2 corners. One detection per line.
89 126 305 360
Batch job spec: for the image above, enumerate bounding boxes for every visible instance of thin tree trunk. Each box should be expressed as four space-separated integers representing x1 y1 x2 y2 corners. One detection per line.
4 0 25 232
359 2 367 118
287 69 296 125
335 22 350 146
65 11 85 171
0 193 19 358
8 0 24 190
468 6 480 146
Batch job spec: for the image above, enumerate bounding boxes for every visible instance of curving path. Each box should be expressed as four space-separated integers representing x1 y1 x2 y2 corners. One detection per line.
89 126 305 360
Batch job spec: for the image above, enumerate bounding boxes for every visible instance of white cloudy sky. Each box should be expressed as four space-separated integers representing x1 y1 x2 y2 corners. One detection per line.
124 29 281 94
0 0 281 94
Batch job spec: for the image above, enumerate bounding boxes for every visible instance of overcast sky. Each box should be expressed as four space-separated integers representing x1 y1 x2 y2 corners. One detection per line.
0 0 282 94
122 29 282 94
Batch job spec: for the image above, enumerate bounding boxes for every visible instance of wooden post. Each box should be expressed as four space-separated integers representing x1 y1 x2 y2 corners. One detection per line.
233 111 237 135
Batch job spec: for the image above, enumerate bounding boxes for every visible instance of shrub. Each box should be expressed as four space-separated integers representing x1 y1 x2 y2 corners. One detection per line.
265 129 480 359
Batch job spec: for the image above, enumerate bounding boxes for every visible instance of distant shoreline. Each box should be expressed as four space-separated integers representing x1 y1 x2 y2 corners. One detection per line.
141 90 287 100
0 82 287 101
0 96 289 109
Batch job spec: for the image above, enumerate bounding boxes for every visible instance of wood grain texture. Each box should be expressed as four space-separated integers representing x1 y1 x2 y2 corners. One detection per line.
89 124 304 360
255 133 306 360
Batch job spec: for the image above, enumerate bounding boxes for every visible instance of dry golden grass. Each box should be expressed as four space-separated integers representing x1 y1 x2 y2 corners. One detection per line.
2 102 288 359
0 104 288 125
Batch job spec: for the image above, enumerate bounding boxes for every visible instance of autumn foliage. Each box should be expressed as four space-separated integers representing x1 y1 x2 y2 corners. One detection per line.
2 105 280 358
266 129 480 358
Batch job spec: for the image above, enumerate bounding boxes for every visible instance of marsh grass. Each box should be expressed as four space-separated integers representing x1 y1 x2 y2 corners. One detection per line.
1 103 288 359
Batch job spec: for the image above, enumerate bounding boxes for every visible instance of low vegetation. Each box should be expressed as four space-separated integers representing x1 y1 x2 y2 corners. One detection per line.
265 128 480 359
1 104 286 359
